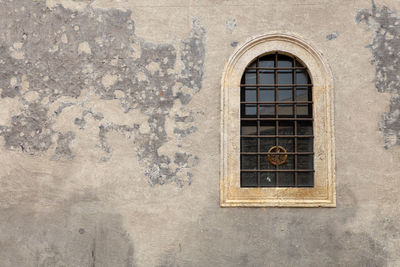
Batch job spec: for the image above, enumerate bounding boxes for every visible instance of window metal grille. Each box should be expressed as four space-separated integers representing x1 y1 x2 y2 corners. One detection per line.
240 52 314 187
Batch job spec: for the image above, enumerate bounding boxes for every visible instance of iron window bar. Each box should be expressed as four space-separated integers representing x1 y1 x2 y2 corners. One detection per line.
240 51 314 188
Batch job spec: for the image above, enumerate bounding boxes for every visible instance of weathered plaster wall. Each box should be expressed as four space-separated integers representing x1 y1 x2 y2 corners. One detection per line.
357 1 400 149
0 0 399 266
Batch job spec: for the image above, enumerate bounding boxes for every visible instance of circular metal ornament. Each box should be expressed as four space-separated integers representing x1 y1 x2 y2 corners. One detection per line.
267 146 288 166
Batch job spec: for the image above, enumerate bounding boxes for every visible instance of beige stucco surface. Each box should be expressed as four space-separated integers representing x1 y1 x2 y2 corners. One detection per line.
0 0 399 266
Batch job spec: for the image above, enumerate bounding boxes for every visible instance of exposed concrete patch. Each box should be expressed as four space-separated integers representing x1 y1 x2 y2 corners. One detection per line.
174 126 197 139
326 32 339 40
98 123 135 162
0 103 54 154
0 0 206 186
51 131 75 160
380 96 400 147
174 152 191 167
74 117 86 129
356 1 400 148
176 18 206 101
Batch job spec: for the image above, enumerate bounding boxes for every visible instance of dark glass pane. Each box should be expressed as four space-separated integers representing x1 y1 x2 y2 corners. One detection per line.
260 70 274 84
278 155 294 169
260 138 275 152
297 138 313 152
241 104 257 117
296 87 311 101
278 104 293 117
260 172 276 186
241 138 258 152
241 121 257 135
277 54 293 67
245 70 256 84
259 54 274 67
278 172 295 187
297 155 313 169
298 172 314 187
278 70 293 84
241 172 258 187
297 121 313 135
278 121 294 135
248 60 257 68
295 60 305 67
260 104 275 117
241 155 257 169
242 87 256 102
278 138 294 152
260 155 275 169
278 87 293 101
259 87 274 102
296 70 309 84
297 104 312 117
260 121 275 135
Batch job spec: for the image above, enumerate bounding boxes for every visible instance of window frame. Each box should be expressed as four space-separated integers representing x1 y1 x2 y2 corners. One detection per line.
220 33 336 207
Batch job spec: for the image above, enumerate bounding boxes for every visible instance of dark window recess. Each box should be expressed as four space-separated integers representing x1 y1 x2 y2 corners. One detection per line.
240 52 314 187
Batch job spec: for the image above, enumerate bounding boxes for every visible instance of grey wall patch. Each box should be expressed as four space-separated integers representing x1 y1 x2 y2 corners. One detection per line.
356 1 400 148
0 192 135 266
75 109 104 130
226 19 237 33
380 97 400 148
98 123 135 162
0 103 54 154
52 131 75 160
326 32 338 40
0 0 206 186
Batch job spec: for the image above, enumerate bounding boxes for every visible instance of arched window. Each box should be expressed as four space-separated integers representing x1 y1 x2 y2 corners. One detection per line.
240 52 313 187
220 33 335 207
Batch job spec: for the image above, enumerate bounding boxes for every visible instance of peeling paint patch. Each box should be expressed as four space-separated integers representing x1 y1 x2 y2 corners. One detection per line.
231 41 238 47
356 1 400 148
0 0 206 186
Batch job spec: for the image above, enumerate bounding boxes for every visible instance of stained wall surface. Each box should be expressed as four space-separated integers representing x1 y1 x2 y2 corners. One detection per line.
0 0 399 266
